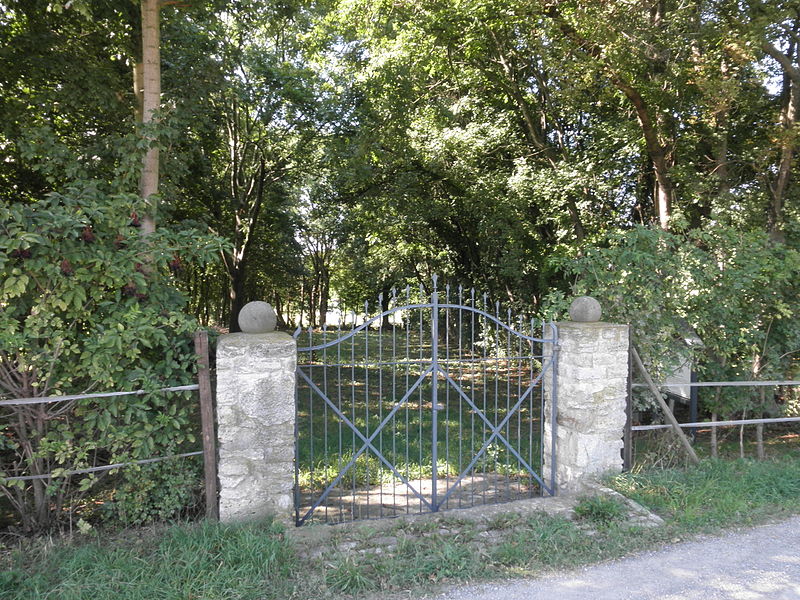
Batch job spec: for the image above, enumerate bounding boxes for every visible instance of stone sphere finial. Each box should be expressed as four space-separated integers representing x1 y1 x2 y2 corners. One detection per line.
569 296 602 322
238 301 277 333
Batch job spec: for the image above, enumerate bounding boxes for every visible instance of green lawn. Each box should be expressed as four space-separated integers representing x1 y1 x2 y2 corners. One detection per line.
294 327 549 521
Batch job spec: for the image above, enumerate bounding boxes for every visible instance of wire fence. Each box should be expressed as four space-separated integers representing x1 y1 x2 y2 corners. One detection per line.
1 383 202 483
631 415 800 432
630 379 800 432
626 377 800 468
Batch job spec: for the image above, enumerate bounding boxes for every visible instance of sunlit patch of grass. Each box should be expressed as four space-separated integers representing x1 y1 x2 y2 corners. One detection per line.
608 454 800 528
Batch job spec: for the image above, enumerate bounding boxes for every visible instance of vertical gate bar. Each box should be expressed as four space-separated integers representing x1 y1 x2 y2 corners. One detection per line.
444 283 450 507
528 320 552 496
481 293 488 505
458 286 464 508
623 339 633 471
431 275 439 510
418 283 424 513
391 289 398 514
506 307 512 499
517 314 523 494
337 320 343 522
405 285 411 516
549 322 558 495
470 288 476 508
378 294 384 517
323 325 329 522
350 311 357 517
307 326 314 516
494 301 500 482
364 300 370 518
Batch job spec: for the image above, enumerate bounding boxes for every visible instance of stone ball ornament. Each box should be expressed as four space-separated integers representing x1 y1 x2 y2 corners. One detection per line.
569 296 602 323
238 301 277 333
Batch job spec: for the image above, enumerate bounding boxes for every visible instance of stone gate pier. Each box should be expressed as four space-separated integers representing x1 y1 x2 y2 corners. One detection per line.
543 296 629 493
215 302 296 523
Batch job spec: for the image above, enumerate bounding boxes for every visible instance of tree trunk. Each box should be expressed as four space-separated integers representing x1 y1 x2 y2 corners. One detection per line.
273 294 287 329
228 264 246 333
318 266 330 329
543 5 675 229
762 27 800 243
738 409 746 459
756 387 766 460
139 0 160 235
756 420 765 460
381 286 392 329
768 78 797 243
133 60 144 123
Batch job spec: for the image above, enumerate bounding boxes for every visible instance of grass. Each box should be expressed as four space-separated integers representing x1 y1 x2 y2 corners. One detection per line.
4 451 800 599
609 452 800 529
1 519 297 600
573 495 627 526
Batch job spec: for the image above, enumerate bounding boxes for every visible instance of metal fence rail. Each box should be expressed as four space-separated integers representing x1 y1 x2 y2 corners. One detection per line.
632 380 799 389
632 415 800 431
0 382 204 483
626 375 799 467
2 451 203 482
0 384 200 407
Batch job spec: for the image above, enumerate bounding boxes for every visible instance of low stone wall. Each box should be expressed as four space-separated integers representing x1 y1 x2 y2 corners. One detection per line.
543 301 629 492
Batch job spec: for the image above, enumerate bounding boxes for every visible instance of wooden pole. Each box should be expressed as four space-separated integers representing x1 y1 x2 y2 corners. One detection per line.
631 346 700 465
194 330 219 520
623 337 634 471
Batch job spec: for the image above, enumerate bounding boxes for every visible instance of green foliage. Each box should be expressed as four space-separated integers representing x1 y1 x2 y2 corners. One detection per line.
0 178 225 531
573 495 627 526
107 460 202 526
546 224 800 415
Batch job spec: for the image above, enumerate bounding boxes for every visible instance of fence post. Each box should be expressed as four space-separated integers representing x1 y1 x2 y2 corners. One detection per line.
215 301 296 524
194 330 219 520
543 296 629 493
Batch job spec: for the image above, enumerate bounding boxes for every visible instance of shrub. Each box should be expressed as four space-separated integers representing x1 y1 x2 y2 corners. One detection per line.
0 185 224 531
545 224 800 416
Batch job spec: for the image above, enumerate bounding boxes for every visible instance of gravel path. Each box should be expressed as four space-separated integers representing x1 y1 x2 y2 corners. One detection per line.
424 516 800 600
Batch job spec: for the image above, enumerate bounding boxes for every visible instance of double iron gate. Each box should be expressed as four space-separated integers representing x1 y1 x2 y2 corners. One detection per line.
293 278 558 526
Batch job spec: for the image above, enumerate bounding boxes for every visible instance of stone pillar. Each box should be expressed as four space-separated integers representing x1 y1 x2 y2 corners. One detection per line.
543 296 629 493
216 301 296 523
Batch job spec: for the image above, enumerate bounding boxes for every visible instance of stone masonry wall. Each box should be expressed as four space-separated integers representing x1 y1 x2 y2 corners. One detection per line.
216 331 296 523
543 321 629 492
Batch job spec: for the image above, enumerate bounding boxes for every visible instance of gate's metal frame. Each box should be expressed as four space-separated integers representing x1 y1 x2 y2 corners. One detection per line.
293 278 558 526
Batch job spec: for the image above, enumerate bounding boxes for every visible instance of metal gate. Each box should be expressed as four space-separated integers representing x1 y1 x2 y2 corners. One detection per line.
293 278 557 526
